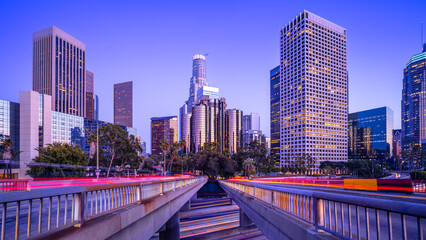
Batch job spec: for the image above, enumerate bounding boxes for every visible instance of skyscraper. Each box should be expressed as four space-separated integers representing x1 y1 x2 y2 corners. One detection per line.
188 54 208 109
151 116 178 155
401 44 426 152
393 129 401 158
191 96 227 153
225 109 243 154
348 107 394 159
33 26 86 117
270 66 281 164
280 11 348 169
86 70 95 119
242 113 260 132
94 95 99 120
114 81 133 127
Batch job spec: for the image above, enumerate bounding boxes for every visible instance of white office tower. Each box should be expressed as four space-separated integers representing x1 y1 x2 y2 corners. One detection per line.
280 11 348 170
33 26 87 117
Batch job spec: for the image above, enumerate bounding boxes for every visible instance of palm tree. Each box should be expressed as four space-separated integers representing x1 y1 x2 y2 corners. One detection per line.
168 143 179 173
180 140 187 174
160 140 169 175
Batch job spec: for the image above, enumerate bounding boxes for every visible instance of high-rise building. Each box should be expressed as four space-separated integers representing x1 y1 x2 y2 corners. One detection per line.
242 113 260 132
348 107 394 160
225 109 243 154
280 11 348 169
270 66 281 164
33 26 86 117
151 116 178 155
401 44 426 152
191 96 227 153
94 95 99 120
393 129 401 158
188 54 208 109
197 86 219 101
86 70 95 120
114 81 133 127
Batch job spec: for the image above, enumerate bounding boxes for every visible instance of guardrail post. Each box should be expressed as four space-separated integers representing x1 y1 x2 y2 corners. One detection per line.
160 182 164 195
137 184 142 202
173 181 177 191
313 197 323 231
73 192 85 227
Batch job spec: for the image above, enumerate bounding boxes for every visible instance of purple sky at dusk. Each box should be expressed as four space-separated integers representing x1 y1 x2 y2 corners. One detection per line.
0 0 425 153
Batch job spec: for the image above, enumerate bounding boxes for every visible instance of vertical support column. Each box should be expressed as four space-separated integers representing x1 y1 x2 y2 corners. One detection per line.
313 198 324 231
73 192 85 227
239 209 253 227
181 200 191 212
159 211 180 240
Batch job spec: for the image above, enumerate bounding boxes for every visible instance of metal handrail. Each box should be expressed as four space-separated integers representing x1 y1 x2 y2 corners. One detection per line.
0 176 205 240
222 180 426 240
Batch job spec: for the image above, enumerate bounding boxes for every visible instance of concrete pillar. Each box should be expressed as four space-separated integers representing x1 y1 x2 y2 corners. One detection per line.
159 211 180 240
239 209 253 227
181 200 191 212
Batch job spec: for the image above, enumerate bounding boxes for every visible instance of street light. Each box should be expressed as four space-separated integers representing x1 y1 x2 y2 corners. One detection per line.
95 122 100 179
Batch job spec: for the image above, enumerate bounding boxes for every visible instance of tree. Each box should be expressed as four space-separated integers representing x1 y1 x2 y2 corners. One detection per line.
1 138 19 179
193 142 236 179
27 143 87 178
168 142 179 173
160 140 170 175
243 158 255 177
96 124 129 177
179 140 187 174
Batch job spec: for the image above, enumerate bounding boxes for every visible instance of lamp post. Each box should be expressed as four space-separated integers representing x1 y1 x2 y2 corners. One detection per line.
95 122 100 179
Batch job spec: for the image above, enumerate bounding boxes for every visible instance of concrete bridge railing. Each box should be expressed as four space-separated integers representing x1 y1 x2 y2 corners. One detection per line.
0 176 206 240
220 180 426 240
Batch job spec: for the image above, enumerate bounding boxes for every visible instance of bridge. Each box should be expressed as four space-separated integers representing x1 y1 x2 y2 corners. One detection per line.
0 176 425 240
0 176 206 240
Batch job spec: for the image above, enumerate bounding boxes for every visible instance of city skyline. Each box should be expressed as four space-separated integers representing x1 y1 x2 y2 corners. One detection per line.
1 1 425 152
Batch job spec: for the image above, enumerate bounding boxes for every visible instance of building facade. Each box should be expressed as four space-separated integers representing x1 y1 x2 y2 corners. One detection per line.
190 96 227 153
225 109 243 154
242 113 260 133
348 107 394 160
270 66 280 164
85 70 95 120
280 11 348 169
94 95 99 120
151 116 178 155
33 26 86 117
188 54 208 109
197 86 219 101
393 129 401 158
114 81 133 127
401 44 426 152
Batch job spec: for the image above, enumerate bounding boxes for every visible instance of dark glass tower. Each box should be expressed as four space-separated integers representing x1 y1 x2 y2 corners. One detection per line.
114 81 133 127
401 44 426 151
270 66 280 164
348 107 394 159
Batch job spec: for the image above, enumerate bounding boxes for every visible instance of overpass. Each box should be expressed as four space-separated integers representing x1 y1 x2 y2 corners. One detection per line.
220 179 426 240
0 176 206 240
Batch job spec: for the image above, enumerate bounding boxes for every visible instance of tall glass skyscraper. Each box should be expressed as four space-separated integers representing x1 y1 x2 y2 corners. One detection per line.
33 26 86 117
85 70 95 120
188 54 208 108
401 44 426 152
280 11 348 169
225 109 243 154
270 66 280 164
348 107 394 159
114 81 133 127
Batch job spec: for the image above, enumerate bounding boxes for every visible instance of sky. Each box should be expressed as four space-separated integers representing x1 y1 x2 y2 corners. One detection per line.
0 0 425 153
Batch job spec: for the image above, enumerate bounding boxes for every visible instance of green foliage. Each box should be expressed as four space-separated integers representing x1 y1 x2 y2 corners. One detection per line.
410 171 426 180
90 124 144 176
27 143 87 178
232 140 273 175
192 142 236 179
346 159 384 178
